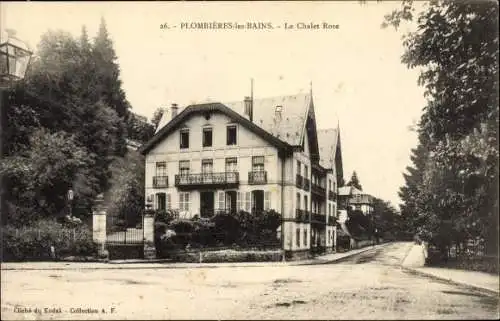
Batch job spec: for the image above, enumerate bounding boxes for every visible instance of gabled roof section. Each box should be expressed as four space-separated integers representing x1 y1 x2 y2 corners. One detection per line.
224 93 312 146
139 102 293 155
317 128 339 169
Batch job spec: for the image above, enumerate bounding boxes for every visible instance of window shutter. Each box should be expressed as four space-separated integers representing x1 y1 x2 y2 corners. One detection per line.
237 192 242 211
264 191 271 210
218 191 225 211
185 193 190 211
245 192 251 212
166 194 171 210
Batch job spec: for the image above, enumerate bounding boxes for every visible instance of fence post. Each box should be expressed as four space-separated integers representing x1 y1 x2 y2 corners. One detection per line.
143 210 156 259
92 196 108 259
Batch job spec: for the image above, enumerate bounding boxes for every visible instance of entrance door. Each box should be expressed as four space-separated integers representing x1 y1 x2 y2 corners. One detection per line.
200 191 214 218
252 190 264 214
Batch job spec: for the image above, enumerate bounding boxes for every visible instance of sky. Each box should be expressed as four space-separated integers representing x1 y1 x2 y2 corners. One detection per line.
3 1 427 208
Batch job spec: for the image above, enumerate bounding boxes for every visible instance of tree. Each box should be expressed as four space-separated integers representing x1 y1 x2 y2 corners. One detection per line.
151 107 166 131
93 17 130 156
385 0 499 255
346 171 363 191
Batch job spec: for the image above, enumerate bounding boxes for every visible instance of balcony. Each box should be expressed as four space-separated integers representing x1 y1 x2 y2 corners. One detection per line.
295 209 310 223
311 213 326 225
303 178 310 191
311 184 326 198
175 172 239 190
296 174 303 188
328 216 337 226
153 176 168 188
328 190 336 201
248 171 267 185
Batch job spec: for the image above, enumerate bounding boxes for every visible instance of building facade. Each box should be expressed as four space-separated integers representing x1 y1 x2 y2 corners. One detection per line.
338 186 374 215
139 93 344 256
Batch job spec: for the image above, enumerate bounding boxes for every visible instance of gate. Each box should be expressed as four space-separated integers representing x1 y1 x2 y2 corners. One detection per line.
106 213 144 260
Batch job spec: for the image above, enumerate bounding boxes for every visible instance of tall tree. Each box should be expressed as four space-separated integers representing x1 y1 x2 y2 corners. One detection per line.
151 107 166 131
93 17 129 156
346 171 363 191
385 0 499 255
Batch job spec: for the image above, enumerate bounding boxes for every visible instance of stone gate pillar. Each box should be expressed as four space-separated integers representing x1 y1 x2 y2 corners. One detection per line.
143 209 156 259
92 194 107 259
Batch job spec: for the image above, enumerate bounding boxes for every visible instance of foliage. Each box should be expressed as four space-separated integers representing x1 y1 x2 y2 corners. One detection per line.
3 20 141 225
126 112 155 143
346 171 362 191
1 218 97 261
386 1 499 256
151 107 166 131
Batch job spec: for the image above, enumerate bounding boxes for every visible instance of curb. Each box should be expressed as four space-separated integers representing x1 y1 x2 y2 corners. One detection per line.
401 266 500 296
1 244 388 271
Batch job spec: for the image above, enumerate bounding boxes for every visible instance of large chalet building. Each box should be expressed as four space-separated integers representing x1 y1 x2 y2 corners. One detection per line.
139 92 344 257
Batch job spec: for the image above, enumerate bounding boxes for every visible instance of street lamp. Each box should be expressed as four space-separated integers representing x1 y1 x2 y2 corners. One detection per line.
0 29 33 216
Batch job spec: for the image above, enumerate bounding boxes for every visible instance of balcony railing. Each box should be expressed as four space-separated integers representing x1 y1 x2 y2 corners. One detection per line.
295 209 310 223
311 184 326 197
328 190 336 201
303 178 310 191
311 213 326 224
296 174 303 188
175 172 239 189
153 176 168 188
248 171 267 185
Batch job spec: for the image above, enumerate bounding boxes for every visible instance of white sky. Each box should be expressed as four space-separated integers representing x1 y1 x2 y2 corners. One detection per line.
3 1 427 208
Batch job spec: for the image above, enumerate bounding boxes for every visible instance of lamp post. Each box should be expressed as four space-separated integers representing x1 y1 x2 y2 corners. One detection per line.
0 29 33 217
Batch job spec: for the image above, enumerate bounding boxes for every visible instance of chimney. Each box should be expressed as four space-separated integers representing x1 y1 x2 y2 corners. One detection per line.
171 103 178 119
244 96 253 122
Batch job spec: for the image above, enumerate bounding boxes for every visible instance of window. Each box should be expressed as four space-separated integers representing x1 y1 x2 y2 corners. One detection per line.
264 191 271 210
304 195 308 211
202 127 212 147
225 157 238 172
237 192 242 211
329 179 332 190
179 192 190 211
167 194 171 210
304 165 309 178
226 125 237 145
202 159 213 174
252 156 265 172
297 160 301 176
155 162 166 176
179 160 190 176
296 193 301 210
296 228 301 247
180 129 189 149
304 229 308 246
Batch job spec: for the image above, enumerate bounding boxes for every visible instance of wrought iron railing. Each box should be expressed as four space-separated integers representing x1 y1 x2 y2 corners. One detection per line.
175 172 239 187
311 184 326 197
248 171 267 185
153 176 168 188
311 213 326 224
295 209 310 223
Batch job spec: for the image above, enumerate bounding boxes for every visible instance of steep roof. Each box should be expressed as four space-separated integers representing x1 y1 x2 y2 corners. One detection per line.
317 128 339 169
224 93 311 146
155 93 312 146
140 102 293 155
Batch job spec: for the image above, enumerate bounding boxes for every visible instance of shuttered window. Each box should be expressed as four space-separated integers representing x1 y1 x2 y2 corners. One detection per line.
264 191 271 210
245 192 251 212
218 191 225 211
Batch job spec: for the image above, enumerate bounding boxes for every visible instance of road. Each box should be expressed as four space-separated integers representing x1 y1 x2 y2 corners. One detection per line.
1 242 498 320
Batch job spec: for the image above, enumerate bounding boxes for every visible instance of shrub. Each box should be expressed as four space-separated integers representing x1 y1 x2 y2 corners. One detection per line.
1 219 97 261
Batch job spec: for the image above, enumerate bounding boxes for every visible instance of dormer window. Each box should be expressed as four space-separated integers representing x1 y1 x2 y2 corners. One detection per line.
180 129 189 149
227 125 237 145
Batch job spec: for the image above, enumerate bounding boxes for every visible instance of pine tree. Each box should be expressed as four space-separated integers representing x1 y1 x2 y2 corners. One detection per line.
346 171 362 191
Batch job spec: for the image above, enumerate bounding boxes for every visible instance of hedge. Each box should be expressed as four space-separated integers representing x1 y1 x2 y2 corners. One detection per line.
1 219 97 261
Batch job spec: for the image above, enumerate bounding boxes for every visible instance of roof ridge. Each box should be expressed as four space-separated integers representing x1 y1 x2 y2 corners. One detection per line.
224 92 311 104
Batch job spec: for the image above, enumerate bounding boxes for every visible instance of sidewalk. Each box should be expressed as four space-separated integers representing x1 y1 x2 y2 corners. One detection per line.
1 244 382 271
402 244 500 295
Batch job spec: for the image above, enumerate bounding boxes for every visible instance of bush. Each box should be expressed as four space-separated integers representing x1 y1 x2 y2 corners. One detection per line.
1 219 97 261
